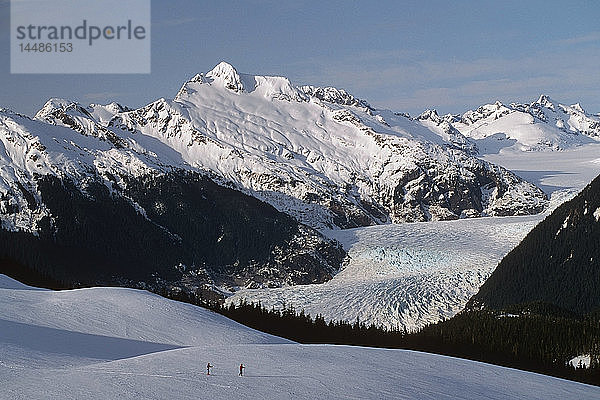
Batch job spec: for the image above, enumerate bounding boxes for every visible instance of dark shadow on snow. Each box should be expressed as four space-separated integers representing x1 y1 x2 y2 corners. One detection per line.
0 318 182 360
511 170 576 195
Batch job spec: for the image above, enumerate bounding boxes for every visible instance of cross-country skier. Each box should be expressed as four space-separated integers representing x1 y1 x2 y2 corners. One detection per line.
239 363 245 376
207 363 213 375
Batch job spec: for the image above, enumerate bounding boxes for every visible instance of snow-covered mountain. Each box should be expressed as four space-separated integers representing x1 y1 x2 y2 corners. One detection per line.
0 104 345 294
423 95 600 153
2 274 598 400
20 62 600 308
21 62 547 230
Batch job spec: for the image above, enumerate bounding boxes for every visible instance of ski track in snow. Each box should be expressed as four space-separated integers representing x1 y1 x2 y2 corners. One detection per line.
1 275 598 400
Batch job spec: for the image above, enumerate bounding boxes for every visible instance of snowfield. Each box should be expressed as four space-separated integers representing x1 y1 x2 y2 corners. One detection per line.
482 143 600 196
1 275 598 400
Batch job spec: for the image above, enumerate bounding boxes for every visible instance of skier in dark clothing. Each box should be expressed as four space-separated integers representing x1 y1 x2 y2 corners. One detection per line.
207 363 213 375
239 363 245 376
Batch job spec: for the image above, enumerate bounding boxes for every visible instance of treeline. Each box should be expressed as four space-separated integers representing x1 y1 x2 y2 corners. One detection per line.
208 299 600 387
415 308 600 385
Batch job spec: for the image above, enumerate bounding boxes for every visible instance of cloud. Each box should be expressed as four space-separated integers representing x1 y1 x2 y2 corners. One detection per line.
554 32 600 46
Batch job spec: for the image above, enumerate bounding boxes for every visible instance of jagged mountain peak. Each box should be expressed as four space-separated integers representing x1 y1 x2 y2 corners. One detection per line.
34 98 97 128
477 100 511 113
569 103 585 114
534 94 556 108
453 95 600 152
35 98 90 121
460 101 513 125
176 63 306 102
36 100 131 128
417 109 442 122
205 61 245 92
33 98 128 148
414 109 478 154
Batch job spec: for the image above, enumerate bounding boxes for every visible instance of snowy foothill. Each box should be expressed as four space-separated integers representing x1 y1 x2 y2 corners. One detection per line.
1 274 599 399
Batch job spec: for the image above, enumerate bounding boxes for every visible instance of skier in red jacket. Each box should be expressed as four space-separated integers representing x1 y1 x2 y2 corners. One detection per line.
239 363 245 376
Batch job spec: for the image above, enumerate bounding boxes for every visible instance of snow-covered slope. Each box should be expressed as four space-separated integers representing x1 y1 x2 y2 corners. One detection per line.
441 95 600 153
0 275 284 348
115 62 548 227
2 275 598 400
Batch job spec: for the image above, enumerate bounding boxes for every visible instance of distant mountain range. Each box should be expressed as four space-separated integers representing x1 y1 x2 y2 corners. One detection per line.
418 94 600 154
14 62 550 231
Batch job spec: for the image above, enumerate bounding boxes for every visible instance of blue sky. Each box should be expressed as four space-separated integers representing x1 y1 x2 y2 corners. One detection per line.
1 0 599 116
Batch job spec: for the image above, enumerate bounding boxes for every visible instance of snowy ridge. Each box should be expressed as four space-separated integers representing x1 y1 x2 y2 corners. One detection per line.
298 85 372 109
205 61 246 93
415 109 478 154
2 275 598 399
0 106 182 232
35 98 128 148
